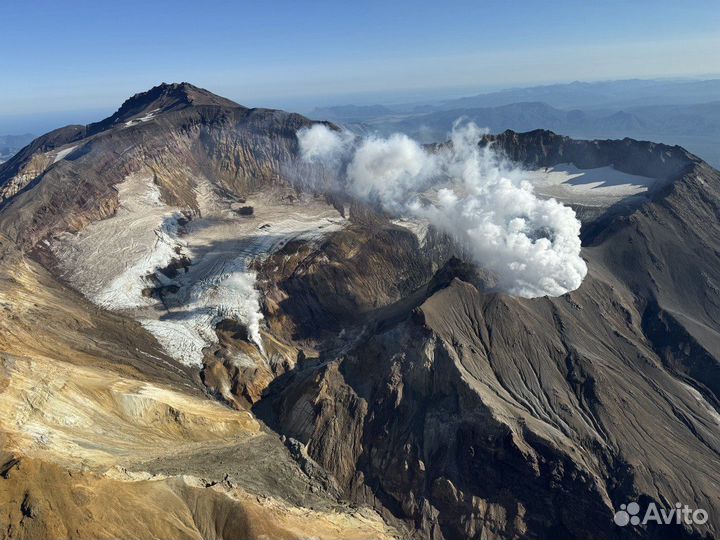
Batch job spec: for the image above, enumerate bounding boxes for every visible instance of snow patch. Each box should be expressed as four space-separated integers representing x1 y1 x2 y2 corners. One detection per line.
95 216 182 309
149 259 266 363
52 176 347 368
525 164 659 207
125 109 160 127
53 145 78 163
138 319 208 368
391 218 429 246
147 198 347 363
51 174 183 309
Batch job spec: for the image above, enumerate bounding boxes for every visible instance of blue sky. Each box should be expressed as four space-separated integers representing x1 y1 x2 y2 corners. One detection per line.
2 0 719 131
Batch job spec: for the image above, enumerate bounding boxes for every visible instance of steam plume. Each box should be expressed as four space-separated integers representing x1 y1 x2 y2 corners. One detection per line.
297 122 587 298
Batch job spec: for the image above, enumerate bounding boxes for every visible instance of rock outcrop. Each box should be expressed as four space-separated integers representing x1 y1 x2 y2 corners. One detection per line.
254 135 720 539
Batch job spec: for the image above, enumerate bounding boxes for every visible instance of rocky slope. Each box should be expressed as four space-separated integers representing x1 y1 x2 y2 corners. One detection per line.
0 82 330 247
0 83 718 540
0 233 401 539
0 84 400 539
253 134 720 538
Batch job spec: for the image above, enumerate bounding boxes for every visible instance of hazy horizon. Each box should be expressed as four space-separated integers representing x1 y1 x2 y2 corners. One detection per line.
2 74 720 136
3 0 719 134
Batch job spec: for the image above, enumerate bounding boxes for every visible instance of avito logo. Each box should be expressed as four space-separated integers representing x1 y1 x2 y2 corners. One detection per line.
614 501 708 527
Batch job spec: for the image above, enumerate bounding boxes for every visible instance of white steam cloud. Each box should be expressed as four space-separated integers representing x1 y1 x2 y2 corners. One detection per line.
298 124 354 162
297 122 587 298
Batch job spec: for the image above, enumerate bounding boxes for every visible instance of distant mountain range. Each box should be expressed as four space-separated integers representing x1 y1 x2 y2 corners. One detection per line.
0 133 34 162
310 78 720 167
430 78 720 110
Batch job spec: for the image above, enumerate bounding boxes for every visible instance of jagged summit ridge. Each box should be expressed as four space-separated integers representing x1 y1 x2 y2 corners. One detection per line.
118 81 240 113
88 82 243 133
483 128 700 180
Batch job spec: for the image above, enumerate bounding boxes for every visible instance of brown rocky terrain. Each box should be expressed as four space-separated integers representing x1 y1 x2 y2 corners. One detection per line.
0 83 718 539
0 234 400 539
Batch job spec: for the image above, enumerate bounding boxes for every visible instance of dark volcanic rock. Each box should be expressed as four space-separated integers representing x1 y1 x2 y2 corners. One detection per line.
3 83 720 540
482 128 698 183
86 82 242 135
255 132 720 540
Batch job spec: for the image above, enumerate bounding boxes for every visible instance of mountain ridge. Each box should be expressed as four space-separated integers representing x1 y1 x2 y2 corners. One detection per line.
0 83 719 539
87 82 244 134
